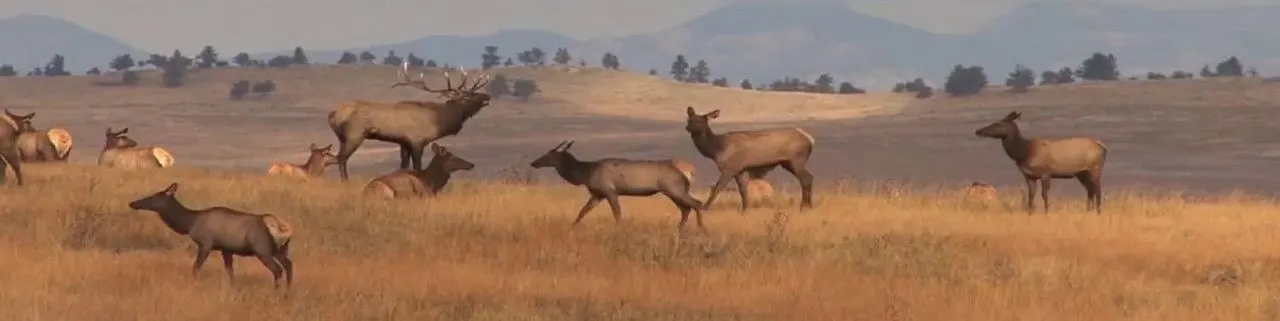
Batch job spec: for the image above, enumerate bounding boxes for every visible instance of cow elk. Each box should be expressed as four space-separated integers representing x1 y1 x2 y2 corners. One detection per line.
974 111 1107 214
266 143 339 179
684 106 815 212
530 140 705 230
364 143 475 199
0 110 25 185
6 109 73 162
127 183 295 288
328 63 492 181
99 127 175 169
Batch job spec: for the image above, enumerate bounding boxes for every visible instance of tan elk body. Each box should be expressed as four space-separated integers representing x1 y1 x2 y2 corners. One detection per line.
266 144 338 179
328 64 492 180
363 143 475 199
98 127 175 169
684 106 815 212
6 109 73 162
0 110 26 185
974 111 1107 213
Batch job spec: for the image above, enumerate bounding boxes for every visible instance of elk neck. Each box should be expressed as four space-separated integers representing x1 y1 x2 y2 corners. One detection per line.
301 154 329 177
553 153 594 186
146 198 200 235
689 128 726 159
999 125 1033 164
416 157 454 193
434 102 487 137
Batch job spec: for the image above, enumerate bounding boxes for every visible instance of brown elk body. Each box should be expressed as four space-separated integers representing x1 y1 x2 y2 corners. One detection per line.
363 143 475 199
98 127 176 169
0 110 25 185
127 183 294 288
530 140 706 229
266 143 338 179
684 106 815 212
7 110 73 162
328 63 491 181
975 111 1107 214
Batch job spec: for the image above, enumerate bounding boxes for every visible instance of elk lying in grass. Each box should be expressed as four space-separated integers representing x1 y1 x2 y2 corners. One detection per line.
6 109 72 162
266 143 338 179
530 140 705 229
127 183 294 288
364 143 475 199
963 181 998 202
684 106 816 212
975 111 1107 214
0 110 24 185
725 179 774 204
328 63 492 181
98 127 175 169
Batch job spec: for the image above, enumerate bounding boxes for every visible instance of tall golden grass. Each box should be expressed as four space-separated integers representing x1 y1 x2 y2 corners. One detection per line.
2 163 1279 320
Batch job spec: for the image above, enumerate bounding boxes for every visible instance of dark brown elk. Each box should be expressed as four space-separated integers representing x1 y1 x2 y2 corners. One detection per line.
684 106 815 212
0 110 25 185
7 109 73 162
363 143 475 199
328 63 492 181
99 127 176 169
974 111 1107 214
127 183 295 288
266 143 339 179
530 140 705 230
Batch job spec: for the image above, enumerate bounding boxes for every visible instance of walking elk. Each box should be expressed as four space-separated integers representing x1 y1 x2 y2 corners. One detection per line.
684 106 816 212
974 111 1107 214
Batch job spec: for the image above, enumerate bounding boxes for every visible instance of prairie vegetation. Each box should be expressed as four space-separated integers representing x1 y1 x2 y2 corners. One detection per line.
2 164 1277 320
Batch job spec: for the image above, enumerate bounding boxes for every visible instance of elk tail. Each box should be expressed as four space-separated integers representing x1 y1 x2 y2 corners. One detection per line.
46 128 73 160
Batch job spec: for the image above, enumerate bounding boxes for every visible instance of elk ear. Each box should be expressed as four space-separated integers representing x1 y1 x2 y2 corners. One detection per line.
22 112 34 119
431 143 445 154
1003 111 1021 122
105 127 113 135
706 110 720 119
309 143 318 150
3 109 15 118
163 183 179 195
120 127 129 134
563 141 575 151
686 106 697 117
322 144 333 151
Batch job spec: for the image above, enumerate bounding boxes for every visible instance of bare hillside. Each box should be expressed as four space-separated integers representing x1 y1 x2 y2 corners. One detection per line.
1 67 1277 195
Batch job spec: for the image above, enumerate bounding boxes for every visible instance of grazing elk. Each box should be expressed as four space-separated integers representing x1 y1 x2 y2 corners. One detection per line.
99 127 176 169
684 106 815 212
6 109 73 162
530 140 705 229
974 111 1107 214
266 143 339 179
363 143 475 199
127 183 295 288
0 110 25 185
328 63 492 181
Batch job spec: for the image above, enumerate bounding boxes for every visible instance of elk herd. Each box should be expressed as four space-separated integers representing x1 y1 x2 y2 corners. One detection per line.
0 62 1111 288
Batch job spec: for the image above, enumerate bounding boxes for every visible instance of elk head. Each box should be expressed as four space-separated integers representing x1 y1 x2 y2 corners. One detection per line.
104 127 140 149
530 140 575 168
308 143 339 166
128 182 180 211
428 143 475 172
3 109 35 132
974 111 1022 139
685 106 720 136
392 62 492 108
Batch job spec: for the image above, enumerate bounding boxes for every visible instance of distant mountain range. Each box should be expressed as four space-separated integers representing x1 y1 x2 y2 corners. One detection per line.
3 2 1279 89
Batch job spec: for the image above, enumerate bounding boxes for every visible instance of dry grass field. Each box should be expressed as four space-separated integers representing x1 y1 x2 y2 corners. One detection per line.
3 65 1280 320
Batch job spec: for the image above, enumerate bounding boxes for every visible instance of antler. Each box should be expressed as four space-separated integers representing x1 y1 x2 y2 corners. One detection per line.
391 62 453 95
452 67 491 93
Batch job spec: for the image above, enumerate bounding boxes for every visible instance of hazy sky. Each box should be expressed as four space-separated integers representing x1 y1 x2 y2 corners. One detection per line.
1 0 1275 53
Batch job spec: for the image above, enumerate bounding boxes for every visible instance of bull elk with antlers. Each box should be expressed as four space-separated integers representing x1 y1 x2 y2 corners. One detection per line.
327 63 492 181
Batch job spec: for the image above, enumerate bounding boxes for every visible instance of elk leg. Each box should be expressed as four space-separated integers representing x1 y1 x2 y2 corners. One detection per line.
604 194 624 224
1039 179 1052 214
220 252 235 282
703 171 739 211
1023 178 1037 214
335 134 366 181
397 142 412 169
572 195 603 226
0 147 22 186
781 162 814 210
1078 170 1103 214
276 256 294 288
733 173 750 213
191 244 213 278
663 190 706 230
254 253 284 288
408 143 426 171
